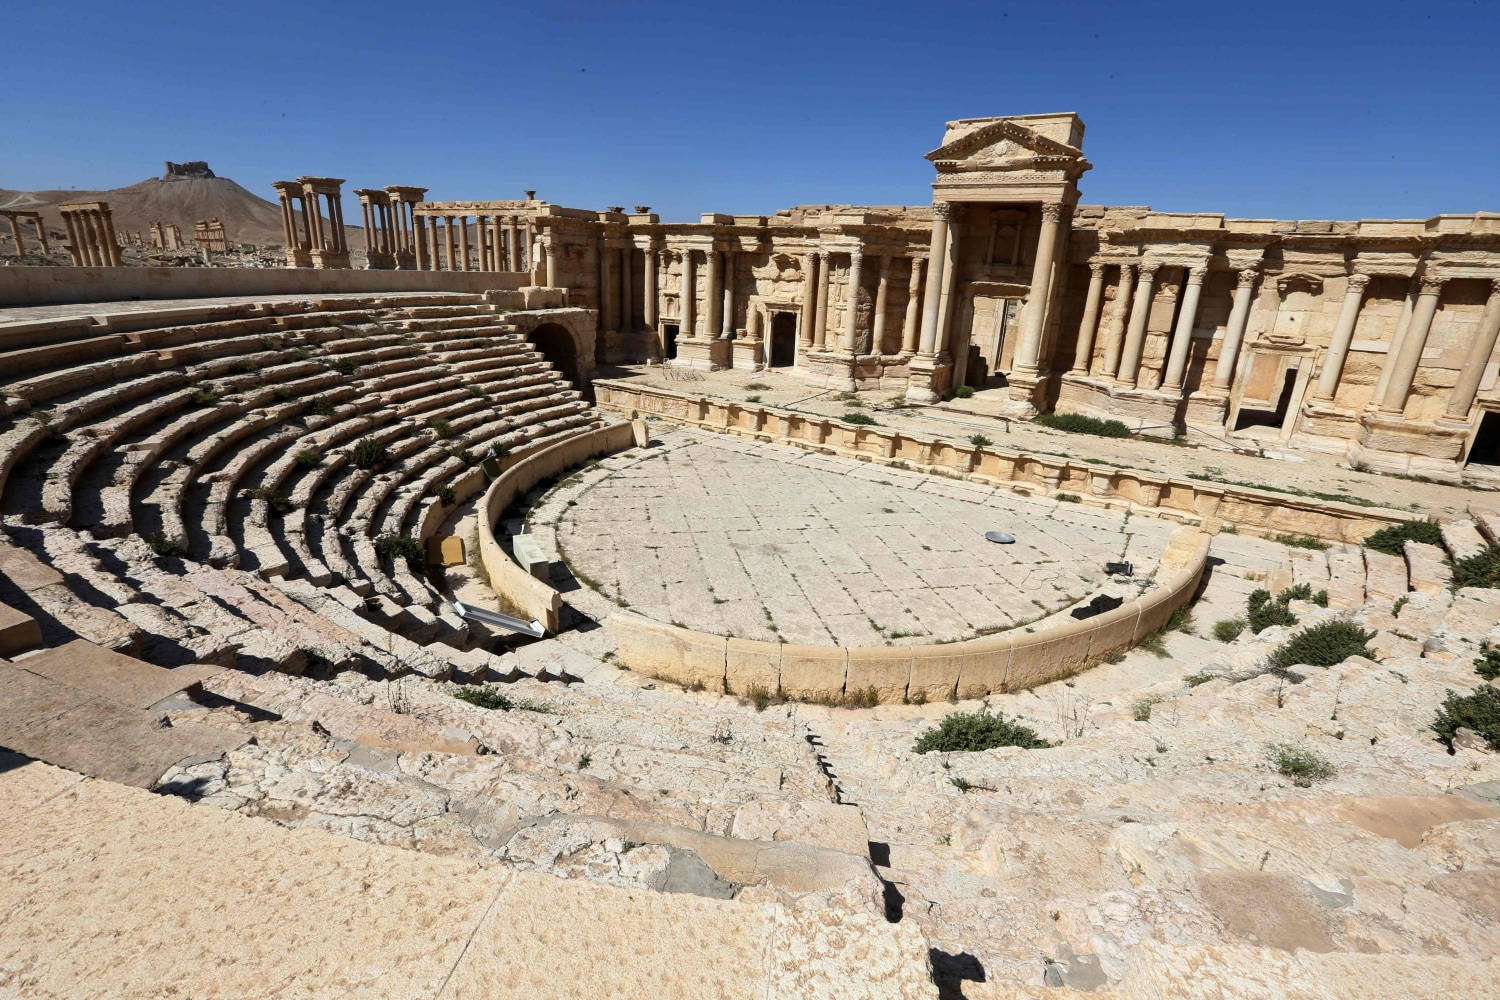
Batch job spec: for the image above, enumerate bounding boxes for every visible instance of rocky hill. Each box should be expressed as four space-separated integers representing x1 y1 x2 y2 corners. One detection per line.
0 162 357 247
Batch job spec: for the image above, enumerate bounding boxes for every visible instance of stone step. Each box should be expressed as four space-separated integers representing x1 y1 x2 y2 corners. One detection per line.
1440 518 1489 562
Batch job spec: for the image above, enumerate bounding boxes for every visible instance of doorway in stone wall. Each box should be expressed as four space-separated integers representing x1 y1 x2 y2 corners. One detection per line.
663 324 678 360
1468 410 1500 467
1234 365 1298 432
769 313 797 367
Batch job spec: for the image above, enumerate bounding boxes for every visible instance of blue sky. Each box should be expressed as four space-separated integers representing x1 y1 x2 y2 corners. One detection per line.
3 0 1496 222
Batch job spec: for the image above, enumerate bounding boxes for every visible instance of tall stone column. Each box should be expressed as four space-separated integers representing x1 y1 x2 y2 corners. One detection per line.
1444 278 1500 421
1379 276 1446 415
415 217 429 270
1313 273 1371 401
1211 268 1258 390
459 218 472 271
644 247 658 332
545 238 558 287
813 250 831 349
901 257 924 354
600 241 616 332
83 213 104 266
720 250 736 339
1373 280 1419 403
871 254 890 354
681 250 697 338
1116 262 1159 386
1013 203 1064 373
916 204 951 357
800 252 818 345
6 216 24 255
311 195 327 250
444 217 457 271
1070 262 1107 373
1162 266 1207 391
34 217 48 253
703 246 720 340
840 248 864 352
621 247 634 333
61 214 84 265
509 216 521 270
98 209 121 266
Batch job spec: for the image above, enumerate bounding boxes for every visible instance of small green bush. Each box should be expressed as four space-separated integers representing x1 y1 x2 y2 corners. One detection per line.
1431 685 1500 751
374 533 423 570
1056 492 1081 503
249 486 297 515
453 686 512 710
428 417 457 439
1275 533 1329 551
350 437 388 470
331 357 360 376
1184 671 1214 687
1268 621 1374 670
913 712 1053 753
1035 411 1132 438
429 484 455 506
841 411 878 426
954 385 975 399
1213 618 1246 643
1364 518 1442 556
968 434 992 447
1474 649 1500 681
744 382 771 391
147 531 187 559
1453 544 1500 589
746 683 773 712
1132 696 1162 722
745 395 762 403
229 358 257 374
1266 743 1336 786
189 385 221 407
294 447 323 469
1247 587 1298 634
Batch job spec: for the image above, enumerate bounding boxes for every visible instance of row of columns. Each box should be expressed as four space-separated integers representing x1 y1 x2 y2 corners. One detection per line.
2 211 49 257
58 202 121 267
352 187 428 269
272 178 350 264
1070 260 1254 393
411 214 527 272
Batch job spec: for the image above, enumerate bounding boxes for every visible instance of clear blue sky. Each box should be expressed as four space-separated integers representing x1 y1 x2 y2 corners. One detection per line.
3 0 1496 223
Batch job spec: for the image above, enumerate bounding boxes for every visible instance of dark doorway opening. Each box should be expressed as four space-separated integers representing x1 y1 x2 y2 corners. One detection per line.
769 313 797 367
1234 366 1298 432
1468 410 1500 466
663 323 678 360
528 322 591 402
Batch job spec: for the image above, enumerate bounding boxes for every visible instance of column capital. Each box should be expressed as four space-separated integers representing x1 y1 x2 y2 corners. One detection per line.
1490 276 1500 297
931 202 952 222
1186 266 1207 285
849 246 863 262
1346 272 1372 293
1419 274 1446 294
1236 267 1260 288
1139 261 1161 280
816 248 830 262
1039 202 1066 223
1088 261 1107 278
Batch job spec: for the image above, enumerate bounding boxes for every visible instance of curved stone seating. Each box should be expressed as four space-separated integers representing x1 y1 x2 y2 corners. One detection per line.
0 293 601 682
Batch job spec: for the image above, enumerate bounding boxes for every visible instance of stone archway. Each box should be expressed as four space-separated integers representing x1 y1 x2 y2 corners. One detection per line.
529 321 592 401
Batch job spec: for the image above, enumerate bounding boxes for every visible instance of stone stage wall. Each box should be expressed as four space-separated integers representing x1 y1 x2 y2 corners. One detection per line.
0 264 527 307
593 380 1412 544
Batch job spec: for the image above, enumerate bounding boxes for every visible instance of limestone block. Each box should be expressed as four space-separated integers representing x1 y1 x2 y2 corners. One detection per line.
425 534 465 566
729 800 870 856
1440 519 1488 562
1403 540 1452 594
724 637 780 696
777 644 847 702
0 600 41 656
610 612 726 691
844 647 912 704
1324 546 1366 610
1363 547 1408 602
16 639 221 709
910 641 1005 701
1005 618 1097 691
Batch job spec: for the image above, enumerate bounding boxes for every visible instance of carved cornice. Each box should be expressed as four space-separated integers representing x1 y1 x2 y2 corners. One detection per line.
924 118 1081 163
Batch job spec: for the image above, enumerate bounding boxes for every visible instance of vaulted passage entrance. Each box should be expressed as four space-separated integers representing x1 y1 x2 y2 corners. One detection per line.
528 322 591 401
769 313 797 367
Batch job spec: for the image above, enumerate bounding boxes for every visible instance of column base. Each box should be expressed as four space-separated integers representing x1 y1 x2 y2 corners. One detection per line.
1004 368 1048 417
904 355 952 405
1358 411 1469 462
393 250 416 271
309 249 351 270
285 248 313 268
365 251 396 270
730 337 764 371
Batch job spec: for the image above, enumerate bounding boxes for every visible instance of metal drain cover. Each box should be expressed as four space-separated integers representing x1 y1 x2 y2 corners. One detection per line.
984 531 1016 544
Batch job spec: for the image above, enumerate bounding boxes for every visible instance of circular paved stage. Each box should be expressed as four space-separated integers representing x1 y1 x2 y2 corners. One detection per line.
551 427 1176 647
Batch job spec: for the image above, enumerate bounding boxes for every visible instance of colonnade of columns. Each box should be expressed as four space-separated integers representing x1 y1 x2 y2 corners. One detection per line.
272 177 350 267
58 202 121 267
2 211 49 257
410 213 528 272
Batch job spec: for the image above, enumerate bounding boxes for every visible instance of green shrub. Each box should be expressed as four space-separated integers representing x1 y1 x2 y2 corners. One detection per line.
1056 492 1081 503
294 447 323 469
1213 618 1246 643
913 712 1053 753
1474 649 1500 681
954 385 975 399
841 412 878 426
968 434 992 447
1364 518 1441 556
745 395 762 403
746 683 773 712
465 385 487 398
229 358 257 374
1247 587 1298 634
1431 685 1500 751
331 357 360 376
189 385 221 407
1035 411 1132 438
1132 696 1162 722
1184 671 1214 687
428 484 455 507
1275 533 1329 551
1268 621 1374 670
147 531 187 559
1266 743 1336 786
1453 544 1500 589
350 437 388 470
249 486 297 515
744 382 771 391
453 686 513 710
309 397 334 417
428 417 457 439
374 533 423 570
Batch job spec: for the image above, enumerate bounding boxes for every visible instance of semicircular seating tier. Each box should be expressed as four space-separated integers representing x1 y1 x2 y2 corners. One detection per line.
0 293 600 681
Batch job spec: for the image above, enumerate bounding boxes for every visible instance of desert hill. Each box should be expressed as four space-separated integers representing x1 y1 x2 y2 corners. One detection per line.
0 162 359 247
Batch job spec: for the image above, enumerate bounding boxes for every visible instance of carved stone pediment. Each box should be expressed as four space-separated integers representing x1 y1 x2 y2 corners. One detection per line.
927 118 1090 178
